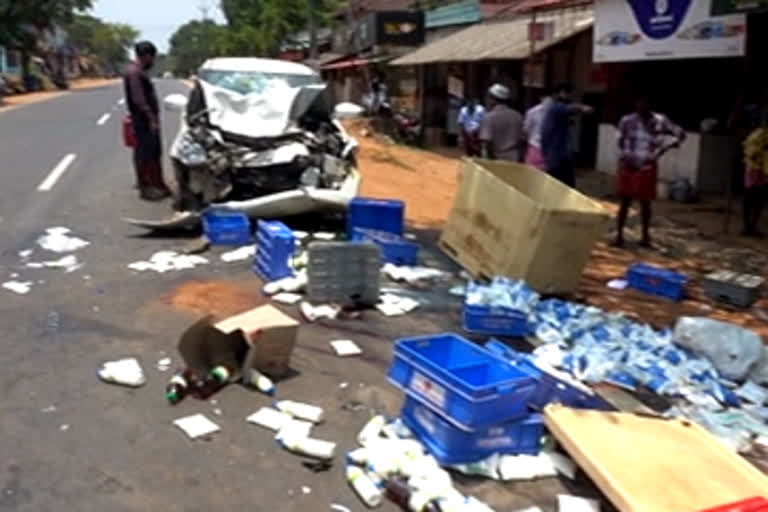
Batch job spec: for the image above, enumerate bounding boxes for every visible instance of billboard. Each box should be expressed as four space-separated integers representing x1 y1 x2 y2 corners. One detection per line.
711 0 768 15
358 11 425 50
594 0 746 62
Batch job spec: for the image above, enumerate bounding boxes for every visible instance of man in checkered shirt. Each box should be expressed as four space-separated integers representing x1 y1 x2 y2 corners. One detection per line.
615 95 685 248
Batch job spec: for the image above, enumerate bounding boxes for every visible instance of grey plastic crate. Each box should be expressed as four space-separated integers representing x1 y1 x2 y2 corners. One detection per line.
702 270 764 308
307 241 382 306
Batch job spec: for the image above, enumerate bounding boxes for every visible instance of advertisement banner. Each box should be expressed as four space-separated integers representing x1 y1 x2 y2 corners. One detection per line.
594 0 746 62
711 0 768 15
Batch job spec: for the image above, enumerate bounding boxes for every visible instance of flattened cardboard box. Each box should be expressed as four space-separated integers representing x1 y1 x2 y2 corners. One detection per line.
178 305 299 379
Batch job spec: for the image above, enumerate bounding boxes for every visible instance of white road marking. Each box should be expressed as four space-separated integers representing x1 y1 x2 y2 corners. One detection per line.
96 113 111 125
38 154 77 192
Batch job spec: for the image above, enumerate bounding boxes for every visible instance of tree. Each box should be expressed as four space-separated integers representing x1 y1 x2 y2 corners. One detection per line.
168 20 225 76
64 14 138 73
0 0 92 47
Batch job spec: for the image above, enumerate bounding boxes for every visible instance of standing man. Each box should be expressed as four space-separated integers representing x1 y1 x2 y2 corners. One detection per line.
615 94 685 248
540 83 592 187
457 98 485 157
523 91 551 170
124 41 170 201
479 84 524 162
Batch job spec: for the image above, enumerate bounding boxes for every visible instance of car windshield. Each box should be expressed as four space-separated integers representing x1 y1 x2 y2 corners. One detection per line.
198 69 322 95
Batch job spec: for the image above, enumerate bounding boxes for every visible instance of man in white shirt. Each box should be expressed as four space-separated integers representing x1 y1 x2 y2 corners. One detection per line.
479 84 524 162
457 98 485 157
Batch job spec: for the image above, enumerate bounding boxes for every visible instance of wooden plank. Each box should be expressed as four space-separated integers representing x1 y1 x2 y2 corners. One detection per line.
544 404 768 512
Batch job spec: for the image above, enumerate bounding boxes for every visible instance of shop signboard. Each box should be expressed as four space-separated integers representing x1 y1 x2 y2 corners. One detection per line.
358 11 425 49
594 0 746 62
711 0 768 15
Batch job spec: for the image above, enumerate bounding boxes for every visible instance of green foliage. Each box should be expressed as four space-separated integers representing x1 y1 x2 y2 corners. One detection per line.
0 0 93 48
168 20 225 76
65 14 139 71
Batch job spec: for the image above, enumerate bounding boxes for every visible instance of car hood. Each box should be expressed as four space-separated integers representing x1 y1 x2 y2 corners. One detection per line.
198 80 331 139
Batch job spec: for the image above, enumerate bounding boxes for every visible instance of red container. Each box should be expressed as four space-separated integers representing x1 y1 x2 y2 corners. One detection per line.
122 115 136 148
698 497 768 512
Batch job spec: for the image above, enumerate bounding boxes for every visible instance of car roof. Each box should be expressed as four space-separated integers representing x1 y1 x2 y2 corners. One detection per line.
199 58 317 76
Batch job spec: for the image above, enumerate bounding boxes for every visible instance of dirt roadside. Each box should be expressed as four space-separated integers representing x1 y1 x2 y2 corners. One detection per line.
0 78 119 111
349 121 768 339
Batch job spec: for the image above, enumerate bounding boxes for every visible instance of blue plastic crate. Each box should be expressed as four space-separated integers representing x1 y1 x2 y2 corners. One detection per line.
626 263 687 301
202 210 251 246
347 197 404 239
483 339 608 411
387 333 538 430
253 220 295 282
400 396 544 465
463 304 530 337
351 228 419 266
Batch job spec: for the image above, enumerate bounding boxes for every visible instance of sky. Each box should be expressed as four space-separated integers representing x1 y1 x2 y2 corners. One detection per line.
91 0 225 52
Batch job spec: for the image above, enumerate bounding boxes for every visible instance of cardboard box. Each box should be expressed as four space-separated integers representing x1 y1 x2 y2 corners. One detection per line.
178 305 300 380
215 304 300 379
439 159 609 295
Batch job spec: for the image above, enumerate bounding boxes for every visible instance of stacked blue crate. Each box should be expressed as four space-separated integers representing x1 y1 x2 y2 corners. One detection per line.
253 220 295 282
626 263 687 301
346 198 405 239
351 227 419 266
387 333 545 465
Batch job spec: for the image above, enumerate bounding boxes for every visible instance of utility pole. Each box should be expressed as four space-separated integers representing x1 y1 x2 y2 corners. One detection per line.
308 0 318 59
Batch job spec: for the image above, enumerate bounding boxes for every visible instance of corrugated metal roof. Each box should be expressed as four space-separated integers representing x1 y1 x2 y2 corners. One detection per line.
425 0 483 28
390 8 593 65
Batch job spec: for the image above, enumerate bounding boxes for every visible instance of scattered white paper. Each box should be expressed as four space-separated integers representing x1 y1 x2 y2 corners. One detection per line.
41 405 57 413
330 339 362 357
272 292 303 305
97 358 146 387
312 232 336 240
558 495 600 512
300 302 341 322
263 272 307 295
220 245 256 263
382 263 446 284
275 419 313 441
128 251 208 273
18 249 33 260
606 279 628 290
247 407 293 431
293 230 309 241
60 424 70 431
174 414 220 439
3 280 33 295
301 486 312 495
498 454 557 481
156 357 172 372
377 293 420 316
735 380 768 405
339 382 349 389
27 254 82 273
331 504 352 512
37 227 90 253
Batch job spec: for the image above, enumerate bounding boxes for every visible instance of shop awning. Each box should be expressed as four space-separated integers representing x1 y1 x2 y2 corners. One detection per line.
321 55 391 70
390 8 593 65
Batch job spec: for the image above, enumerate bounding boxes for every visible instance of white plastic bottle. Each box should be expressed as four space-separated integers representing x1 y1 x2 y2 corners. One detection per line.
275 400 324 423
346 465 383 508
245 368 275 395
280 435 336 459
357 415 386 446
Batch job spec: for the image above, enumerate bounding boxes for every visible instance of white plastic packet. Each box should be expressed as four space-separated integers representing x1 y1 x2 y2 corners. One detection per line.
174 414 221 439
247 407 293 431
97 358 146 387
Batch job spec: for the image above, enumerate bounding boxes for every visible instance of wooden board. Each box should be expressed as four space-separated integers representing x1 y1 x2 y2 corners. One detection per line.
544 405 768 512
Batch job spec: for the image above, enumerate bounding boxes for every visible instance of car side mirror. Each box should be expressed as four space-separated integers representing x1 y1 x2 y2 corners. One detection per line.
164 93 188 111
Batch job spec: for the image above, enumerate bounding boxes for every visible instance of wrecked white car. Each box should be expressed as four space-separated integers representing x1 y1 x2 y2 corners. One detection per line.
126 58 361 230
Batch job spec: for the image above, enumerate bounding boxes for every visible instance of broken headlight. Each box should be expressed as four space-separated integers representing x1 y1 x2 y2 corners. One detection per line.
178 134 208 166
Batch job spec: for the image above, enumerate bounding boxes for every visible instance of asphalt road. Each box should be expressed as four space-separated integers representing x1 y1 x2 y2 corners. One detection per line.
0 81 577 512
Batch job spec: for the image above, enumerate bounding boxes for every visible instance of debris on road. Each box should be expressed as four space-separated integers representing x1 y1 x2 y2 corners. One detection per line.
220 245 256 263
330 339 362 357
18 249 33 259
263 272 308 295
557 495 600 512
60 424 70 432
128 251 209 273
2 280 33 295
26 254 82 272
330 503 351 512
279 435 337 460
376 293 420 316
244 367 276 395
382 263 448 284
97 358 146 387
275 400 324 423
272 292 303 305
247 407 293 432
300 302 341 322
156 357 172 372
37 227 90 253
173 413 221 439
